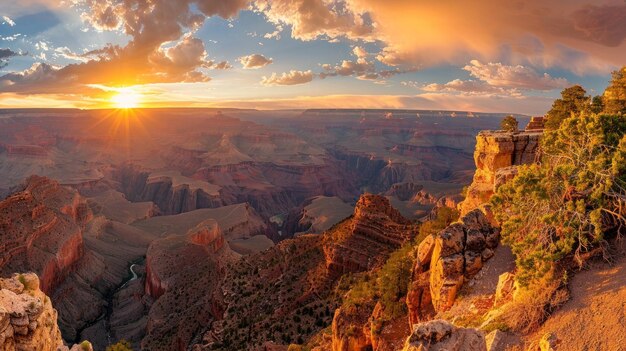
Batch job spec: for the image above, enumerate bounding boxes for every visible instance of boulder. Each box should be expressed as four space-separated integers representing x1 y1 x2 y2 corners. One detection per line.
402 320 487 351
494 272 516 306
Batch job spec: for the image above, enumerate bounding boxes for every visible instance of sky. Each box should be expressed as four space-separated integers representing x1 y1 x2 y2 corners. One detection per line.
0 0 625 114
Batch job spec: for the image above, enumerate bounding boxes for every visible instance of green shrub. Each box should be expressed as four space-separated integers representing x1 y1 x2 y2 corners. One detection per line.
492 73 626 286
500 115 519 132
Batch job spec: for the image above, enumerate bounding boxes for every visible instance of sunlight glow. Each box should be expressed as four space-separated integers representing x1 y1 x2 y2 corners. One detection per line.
111 89 142 109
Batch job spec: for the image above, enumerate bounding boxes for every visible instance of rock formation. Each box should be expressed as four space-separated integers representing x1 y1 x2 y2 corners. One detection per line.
460 130 542 215
402 320 486 351
142 219 234 350
406 207 499 324
0 273 92 351
0 176 92 293
525 116 545 131
323 194 417 274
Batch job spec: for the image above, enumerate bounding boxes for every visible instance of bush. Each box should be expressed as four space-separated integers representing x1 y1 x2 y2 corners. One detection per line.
500 279 568 333
416 207 459 244
544 85 589 130
492 75 626 286
501 115 519 132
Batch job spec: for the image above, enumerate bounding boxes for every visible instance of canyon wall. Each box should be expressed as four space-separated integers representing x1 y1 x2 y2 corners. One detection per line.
323 194 418 275
0 176 92 294
142 219 233 350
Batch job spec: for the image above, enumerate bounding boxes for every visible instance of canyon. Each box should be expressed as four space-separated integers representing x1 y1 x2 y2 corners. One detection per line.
0 108 539 350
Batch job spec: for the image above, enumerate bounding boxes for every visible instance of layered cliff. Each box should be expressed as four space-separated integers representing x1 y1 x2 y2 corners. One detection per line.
142 219 234 350
323 194 418 275
459 131 542 215
0 176 92 293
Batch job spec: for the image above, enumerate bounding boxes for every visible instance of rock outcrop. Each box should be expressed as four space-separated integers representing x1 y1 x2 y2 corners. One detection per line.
0 273 63 351
402 320 486 351
142 219 234 350
323 194 417 274
406 207 499 324
460 130 542 215
0 273 92 351
0 176 92 293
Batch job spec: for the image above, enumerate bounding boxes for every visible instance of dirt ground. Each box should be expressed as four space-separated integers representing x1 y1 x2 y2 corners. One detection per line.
530 242 626 351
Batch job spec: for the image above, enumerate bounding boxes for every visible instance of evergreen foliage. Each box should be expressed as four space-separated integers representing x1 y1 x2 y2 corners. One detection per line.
492 69 626 286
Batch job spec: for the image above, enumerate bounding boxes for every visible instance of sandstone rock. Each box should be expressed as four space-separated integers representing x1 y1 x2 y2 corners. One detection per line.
331 305 372 351
460 130 542 215
430 255 465 312
402 320 486 351
494 272 516 307
0 273 67 351
485 330 516 351
406 269 435 326
464 251 483 278
525 116 545 131
409 207 500 319
417 235 436 267
434 224 465 258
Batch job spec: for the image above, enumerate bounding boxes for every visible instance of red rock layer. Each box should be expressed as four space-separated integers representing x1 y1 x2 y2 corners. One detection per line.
142 220 231 350
323 194 417 275
0 176 91 293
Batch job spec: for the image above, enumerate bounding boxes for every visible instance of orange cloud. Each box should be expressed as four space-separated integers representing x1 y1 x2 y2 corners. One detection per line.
0 0 248 95
346 0 626 72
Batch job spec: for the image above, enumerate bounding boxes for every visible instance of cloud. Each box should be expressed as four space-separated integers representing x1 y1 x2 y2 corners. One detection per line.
2 16 16 26
208 61 233 70
419 61 569 97
463 60 569 90
320 46 411 81
422 79 522 97
571 4 626 47
342 0 626 72
1 0 249 95
262 70 314 85
0 48 25 68
239 54 273 69
254 0 374 41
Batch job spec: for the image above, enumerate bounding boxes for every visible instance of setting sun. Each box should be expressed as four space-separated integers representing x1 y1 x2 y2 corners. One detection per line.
111 89 141 109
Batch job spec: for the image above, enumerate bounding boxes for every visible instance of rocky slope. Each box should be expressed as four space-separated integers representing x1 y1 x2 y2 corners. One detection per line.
323 194 418 275
141 220 235 350
0 176 92 293
460 130 542 215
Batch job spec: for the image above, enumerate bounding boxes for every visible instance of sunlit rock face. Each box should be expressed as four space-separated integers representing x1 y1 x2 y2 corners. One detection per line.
323 194 417 275
459 130 542 215
0 273 93 351
0 273 65 351
406 207 499 325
